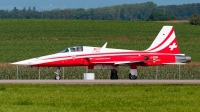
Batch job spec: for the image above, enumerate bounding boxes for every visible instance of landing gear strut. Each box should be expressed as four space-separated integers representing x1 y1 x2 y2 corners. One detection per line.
54 67 61 80
129 67 138 80
110 69 118 80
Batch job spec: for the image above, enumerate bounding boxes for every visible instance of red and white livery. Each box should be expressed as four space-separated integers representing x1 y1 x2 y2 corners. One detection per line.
12 26 191 80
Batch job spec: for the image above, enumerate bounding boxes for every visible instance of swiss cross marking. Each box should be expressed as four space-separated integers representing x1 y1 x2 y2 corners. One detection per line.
93 48 101 52
71 55 76 60
169 43 177 51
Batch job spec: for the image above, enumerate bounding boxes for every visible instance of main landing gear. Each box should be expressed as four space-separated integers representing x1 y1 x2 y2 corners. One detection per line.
53 66 138 80
110 69 118 80
110 68 138 80
54 67 61 80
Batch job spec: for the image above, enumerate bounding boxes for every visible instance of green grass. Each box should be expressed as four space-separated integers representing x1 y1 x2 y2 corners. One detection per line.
0 20 199 38
1 37 199 62
0 20 199 62
0 84 200 112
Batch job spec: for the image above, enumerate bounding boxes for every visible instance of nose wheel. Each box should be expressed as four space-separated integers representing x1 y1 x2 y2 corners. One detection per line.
54 67 61 80
129 68 138 80
55 74 61 80
129 73 137 80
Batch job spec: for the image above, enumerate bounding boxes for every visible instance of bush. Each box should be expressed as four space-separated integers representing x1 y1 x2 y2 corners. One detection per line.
189 14 200 25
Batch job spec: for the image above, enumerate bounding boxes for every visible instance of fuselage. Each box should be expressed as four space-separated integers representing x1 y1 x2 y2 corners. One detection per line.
12 46 190 67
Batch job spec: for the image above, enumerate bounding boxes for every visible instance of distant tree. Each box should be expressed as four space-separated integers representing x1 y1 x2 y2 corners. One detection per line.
22 7 26 12
33 7 36 12
146 12 177 21
12 7 18 12
157 3 200 20
0 2 199 20
189 14 200 25
10 7 19 18
28 7 32 11
0 10 7 18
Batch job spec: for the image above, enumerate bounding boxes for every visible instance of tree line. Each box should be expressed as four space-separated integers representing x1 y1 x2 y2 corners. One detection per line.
0 2 200 21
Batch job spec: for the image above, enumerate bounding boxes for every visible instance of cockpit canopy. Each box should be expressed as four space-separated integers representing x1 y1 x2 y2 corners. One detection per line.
59 46 83 53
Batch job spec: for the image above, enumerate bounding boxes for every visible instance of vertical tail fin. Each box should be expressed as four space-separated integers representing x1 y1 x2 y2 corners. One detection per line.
146 26 180 54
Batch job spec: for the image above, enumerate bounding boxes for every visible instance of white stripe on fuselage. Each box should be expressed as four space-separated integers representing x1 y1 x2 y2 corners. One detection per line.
16 48 177 66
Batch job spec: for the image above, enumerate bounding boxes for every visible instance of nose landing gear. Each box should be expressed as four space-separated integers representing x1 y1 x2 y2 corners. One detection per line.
54 67 61 80
129 73 137 80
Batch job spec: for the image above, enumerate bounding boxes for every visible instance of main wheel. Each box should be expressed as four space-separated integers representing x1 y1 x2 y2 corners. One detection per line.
110 69 118 80
129 73 137 80
110 74 118 79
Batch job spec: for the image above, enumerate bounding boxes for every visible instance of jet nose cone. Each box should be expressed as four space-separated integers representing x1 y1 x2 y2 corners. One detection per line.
11 61 31 65
11 58 36 65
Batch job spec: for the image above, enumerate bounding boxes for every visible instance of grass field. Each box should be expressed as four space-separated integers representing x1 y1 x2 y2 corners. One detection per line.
0 20 196 38
0 84 200 112
0 20 199 62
